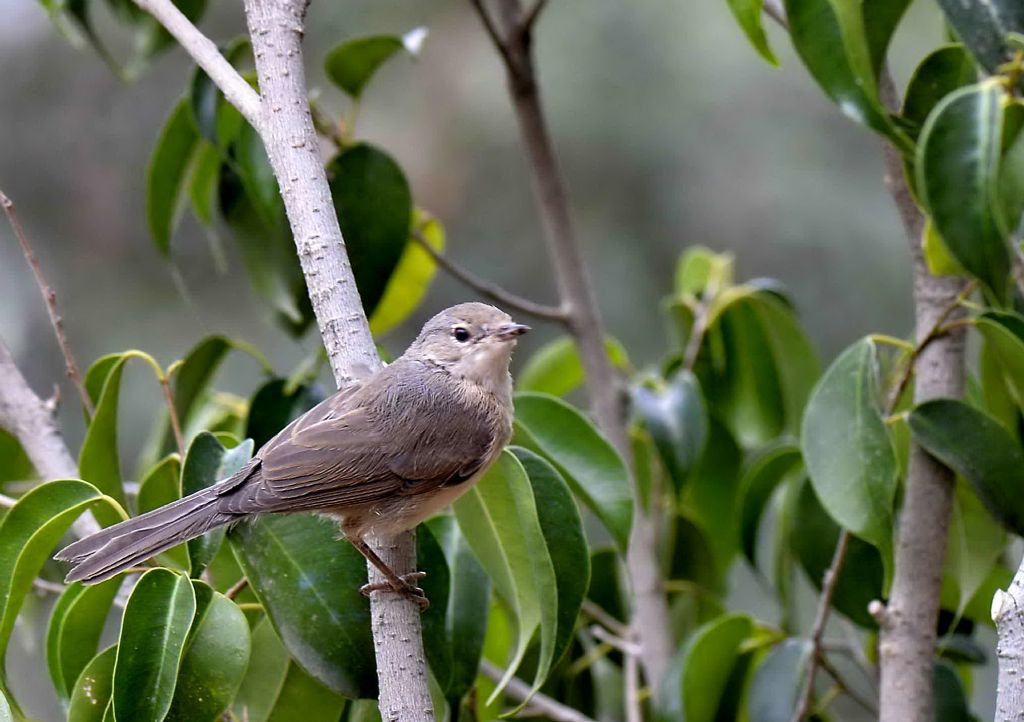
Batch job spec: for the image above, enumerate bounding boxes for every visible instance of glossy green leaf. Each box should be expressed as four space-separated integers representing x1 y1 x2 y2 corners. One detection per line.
903 45 977 135
147 99 198 256
936 0 1024 73
0 430 32 485
675 246 733 297
512 447 590 667
633 370 707 492
173 335 236 430
783 0 909 148
328 143 412 316
46 577 121 700
517 335 630 397
453 451 558 702
136 454 188 569
977 312 1024 414
934 661 970 722
246 378 321 448
426 517 491 702
801 338 896 565
747 639 813 722
750 294 819 434
947 480 1006 616
513 392 632 549
324 34 407 99
79 354 136 521
182 432 254 576
658 613 753 722
0 479 125 685
724 0 777 64
112 568 197 722
165 581 251 722
922 219 969 276
864 0 912 75
369 210 443 336
917 81 1012 301
790 478 883 628
682 416 743 574
188 143 221 227
232 619 346 722
739 444 802 568
910 398 1024 535
229 513 377 698
68 645 117 722
415 524 452 692
190 39 249 148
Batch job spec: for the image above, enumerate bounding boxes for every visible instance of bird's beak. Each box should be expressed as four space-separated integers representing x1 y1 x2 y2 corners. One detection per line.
492 323 531 341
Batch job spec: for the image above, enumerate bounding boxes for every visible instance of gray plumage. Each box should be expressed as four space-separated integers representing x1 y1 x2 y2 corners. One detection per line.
56 303 527 594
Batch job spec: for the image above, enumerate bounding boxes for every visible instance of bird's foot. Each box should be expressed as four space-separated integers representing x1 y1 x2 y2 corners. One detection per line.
360 571 429 611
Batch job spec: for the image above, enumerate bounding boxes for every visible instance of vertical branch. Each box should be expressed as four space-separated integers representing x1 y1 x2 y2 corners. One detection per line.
239 0 430 719
471 0 674 687
993 560 1024 717
875 74 966 722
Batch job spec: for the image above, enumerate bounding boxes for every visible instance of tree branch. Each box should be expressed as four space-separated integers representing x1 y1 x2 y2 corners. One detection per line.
480 660 598 722
993 560 1024 717
1 190 93 416
411 231 568 322
875 69 966 722
131 0 262 130
0 339 99 538
473 0 674 688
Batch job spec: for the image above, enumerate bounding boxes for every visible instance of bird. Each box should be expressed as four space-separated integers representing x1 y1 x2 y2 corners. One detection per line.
56 303 529 608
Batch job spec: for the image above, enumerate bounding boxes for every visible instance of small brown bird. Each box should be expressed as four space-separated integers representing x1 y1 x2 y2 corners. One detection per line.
56 303 528 607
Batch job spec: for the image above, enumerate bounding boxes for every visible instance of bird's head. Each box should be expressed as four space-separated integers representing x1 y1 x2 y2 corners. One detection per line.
406 303 529 390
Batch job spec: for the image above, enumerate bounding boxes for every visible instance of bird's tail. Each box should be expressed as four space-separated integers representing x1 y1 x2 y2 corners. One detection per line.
55 485 233 584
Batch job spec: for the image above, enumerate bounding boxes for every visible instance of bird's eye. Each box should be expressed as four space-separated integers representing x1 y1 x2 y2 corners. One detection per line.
453 326 471 343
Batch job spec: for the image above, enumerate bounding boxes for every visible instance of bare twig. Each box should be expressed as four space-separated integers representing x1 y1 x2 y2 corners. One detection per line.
0 340 100 538
470 0 672 688
480 660 598 722
225 576 249 600
790 530 851 722
1 190 93 416
131 0 261 130
624 648 642 722
159 376 184 456
32 578 66 595
411 231 568 322
589 624 642 656
519 0 549 34
581 599 631 638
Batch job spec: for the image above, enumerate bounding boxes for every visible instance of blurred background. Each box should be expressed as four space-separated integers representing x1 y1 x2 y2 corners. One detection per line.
3 0 983 718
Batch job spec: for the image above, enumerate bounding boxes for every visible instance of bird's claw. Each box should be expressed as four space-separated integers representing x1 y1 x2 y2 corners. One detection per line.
360 571 429 611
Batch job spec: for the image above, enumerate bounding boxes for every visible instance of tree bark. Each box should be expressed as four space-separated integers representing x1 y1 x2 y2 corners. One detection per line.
993 561 1024 721
876 138 966 722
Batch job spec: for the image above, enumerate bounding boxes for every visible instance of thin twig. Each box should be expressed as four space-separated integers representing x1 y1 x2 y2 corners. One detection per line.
624 645 642 722
225 576 249 600
789 529 851 722
411 230 568 322
479 660 598 722
1 190 93 416
159 376 184 456
32 578 66 595
588 624 642 656
468 0 517 71
519 0 548 34
131 0 261 129
581 599 631 638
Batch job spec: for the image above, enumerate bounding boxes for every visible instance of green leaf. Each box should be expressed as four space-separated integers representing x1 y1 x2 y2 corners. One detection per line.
79 354 136 522
739 444 802 569
724 0 778 64
232 620 346 722
0 479 125 686
46 577 121 700
801 338 897 566
324 34 410 99
747 639 813 722
903 45 977 136
68 645 117 722
864 0 912 76
513 392 633 549
936 0 1024 73
675 246 734 297
415 524 452 693
922 220 969 276
946 480 1006 616
369 209 444 336
934 661 970 722
658 613 753 722
452 451 558 703
190 39 250 148
517 335 630 397
228 513 377 698
328 143 412 316
917 81 1012 301
112 569 197 722
978 311 1024 416
682 416 743 574
790 478 883 628
782 0 909 149
633 370 708 493
425 517 490 703
910 398 1024 535
136 454 188 569
0 430 33 485
182 432 254 576
147 99 199 256
512 447 590 668
246 378 321 448
165 581 251 722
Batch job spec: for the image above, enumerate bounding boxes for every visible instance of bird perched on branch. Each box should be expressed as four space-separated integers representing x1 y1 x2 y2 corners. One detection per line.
57 303 528 609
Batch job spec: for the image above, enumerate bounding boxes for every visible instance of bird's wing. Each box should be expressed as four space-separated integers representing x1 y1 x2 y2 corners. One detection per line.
221 364 499 514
